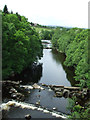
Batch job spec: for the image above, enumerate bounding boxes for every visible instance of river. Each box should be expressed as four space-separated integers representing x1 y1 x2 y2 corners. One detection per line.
2 40 76 119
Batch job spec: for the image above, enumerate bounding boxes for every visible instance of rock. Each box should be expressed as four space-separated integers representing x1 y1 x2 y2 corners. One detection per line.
39 89 41 92
33 83 40 89
53 107 57 110
53 85 64 88
11 92 25 100
82 89 87 96
11 93 17 98
28 91 31 93
69 92 73 98
53 94 56 97
20 85 33 90
55 92 63 97
32 83 44 90
10 88 17 93
51 87 54 90
17 93 25 100
19 80 22 83
41 83 48 87
54 88 64 92
48 86 51 89
36 100 40 105
25 114 31 119
73 92 77 96
75 102 78 105
48 88 52 91
9 91 13 94
63 89 70 98
75 93 81 98
16 92 23 97
64 86 80 90
50 85 54 89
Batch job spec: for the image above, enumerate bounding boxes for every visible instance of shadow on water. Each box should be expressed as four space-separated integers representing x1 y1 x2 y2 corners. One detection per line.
7 63 43 85
51 49 76 86
2 48 76 118
2 63 43 101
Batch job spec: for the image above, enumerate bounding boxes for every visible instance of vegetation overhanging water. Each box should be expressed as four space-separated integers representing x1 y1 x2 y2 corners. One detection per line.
1 5 90 119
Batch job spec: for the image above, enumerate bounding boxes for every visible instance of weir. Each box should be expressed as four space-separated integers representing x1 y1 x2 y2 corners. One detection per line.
2 80 89 100
2 48 88 118
1 100 67 119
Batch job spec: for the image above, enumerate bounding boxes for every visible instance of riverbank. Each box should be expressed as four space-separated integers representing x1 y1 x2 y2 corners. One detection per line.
1 80 89 119
2 80 89 102
2 48 77 119
51 28 89 119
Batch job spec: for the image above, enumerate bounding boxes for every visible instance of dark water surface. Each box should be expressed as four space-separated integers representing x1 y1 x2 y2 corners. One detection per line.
39 49 75 86
3 47 76 118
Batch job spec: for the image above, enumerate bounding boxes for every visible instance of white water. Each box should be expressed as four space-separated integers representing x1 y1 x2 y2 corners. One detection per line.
1 100 67 119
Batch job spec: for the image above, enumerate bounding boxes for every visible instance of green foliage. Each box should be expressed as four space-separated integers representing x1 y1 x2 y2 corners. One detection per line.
2 12 43 79
51 27 61 49
51 27 89 119
68 98 90 119
40 29 54 40
51 28 89 88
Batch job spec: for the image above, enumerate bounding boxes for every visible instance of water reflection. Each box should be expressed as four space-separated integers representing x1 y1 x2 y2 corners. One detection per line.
8 63 43 84
2 48 76 118
39 49 71 86
51 49 76 86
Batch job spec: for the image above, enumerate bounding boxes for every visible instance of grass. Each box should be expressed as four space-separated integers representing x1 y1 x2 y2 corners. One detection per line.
33 27 54 33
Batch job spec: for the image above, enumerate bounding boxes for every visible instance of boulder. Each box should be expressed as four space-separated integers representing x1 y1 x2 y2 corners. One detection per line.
25 114 31 120
69 92 73 98
63 89 70 98
32 83 44 90
76 93 82 98
41 83 48 87
11 93 17 98
54 88 64 92
20 85 33 90
55 92 63 97
28 91 31 93
11 92 25 100
82 89 88 97
33 83 40 89
53 107 57 110
9 88 17 93
48 88 52 91
36 100 40 105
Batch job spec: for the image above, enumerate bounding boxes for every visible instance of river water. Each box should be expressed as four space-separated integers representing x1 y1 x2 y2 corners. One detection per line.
2 40 76 119
39 49 72 86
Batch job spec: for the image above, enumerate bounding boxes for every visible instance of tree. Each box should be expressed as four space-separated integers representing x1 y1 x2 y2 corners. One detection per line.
51 27 89 119
16 12 21 21
2 12 43 79
11 11 13 14
3 5 9 14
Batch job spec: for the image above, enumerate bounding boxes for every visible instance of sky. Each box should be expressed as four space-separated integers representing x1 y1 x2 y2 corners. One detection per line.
0 0 89 28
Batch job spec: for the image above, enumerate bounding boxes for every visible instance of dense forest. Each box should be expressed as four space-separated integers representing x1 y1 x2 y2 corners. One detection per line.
51 27 89 119
2 5 43 79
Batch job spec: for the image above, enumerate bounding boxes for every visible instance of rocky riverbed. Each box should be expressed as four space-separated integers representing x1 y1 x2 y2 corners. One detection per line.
2 80 90 103
1 80 90 119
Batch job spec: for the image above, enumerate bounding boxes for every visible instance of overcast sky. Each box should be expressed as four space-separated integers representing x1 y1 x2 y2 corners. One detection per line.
0 0 89 28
